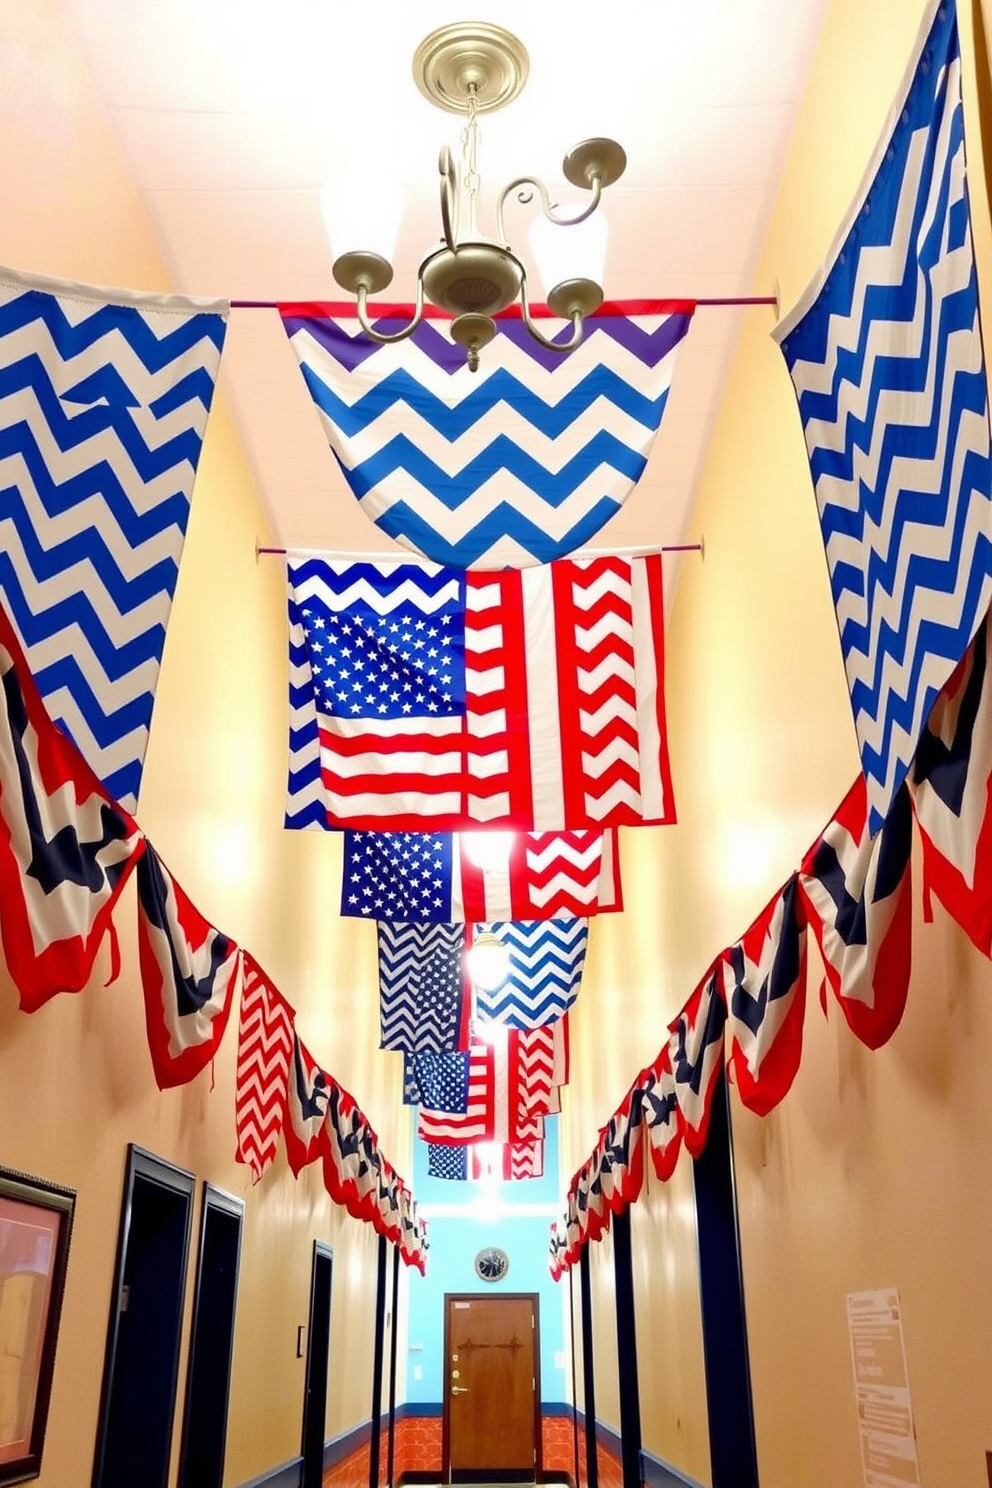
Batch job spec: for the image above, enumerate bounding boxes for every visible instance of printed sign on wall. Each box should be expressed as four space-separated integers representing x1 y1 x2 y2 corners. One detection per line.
847 1288 922 1487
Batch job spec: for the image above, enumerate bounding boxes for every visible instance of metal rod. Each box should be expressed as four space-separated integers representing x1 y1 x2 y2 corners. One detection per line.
386 1245 400 1488
256 541 703 560
231 295 776 309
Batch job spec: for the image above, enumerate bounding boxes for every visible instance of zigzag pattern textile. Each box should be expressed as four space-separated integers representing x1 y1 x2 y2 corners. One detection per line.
774 0 992 834
377 921 467 1053
340 826 621 921
279 300 693 569
473 919 588 1029
0 266 228 811
286 554 672 831
235 955 296 1182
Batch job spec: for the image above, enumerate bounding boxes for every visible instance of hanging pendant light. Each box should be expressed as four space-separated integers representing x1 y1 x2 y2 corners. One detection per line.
330 22 626 371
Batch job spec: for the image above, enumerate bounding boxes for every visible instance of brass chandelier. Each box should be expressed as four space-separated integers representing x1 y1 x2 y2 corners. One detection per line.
330 22 627 371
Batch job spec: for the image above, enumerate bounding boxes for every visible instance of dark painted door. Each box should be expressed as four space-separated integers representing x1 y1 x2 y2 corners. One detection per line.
301 1241 333 1488
177 1185 244 1488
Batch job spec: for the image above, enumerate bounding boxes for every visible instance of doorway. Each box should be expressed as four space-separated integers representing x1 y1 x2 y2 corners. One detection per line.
92 1146 195 1488
301 1241 333 1488
443 1293 541 1484
177 1183 245 1488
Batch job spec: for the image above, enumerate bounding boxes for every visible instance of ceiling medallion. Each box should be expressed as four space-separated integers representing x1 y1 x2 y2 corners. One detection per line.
331 22 626 371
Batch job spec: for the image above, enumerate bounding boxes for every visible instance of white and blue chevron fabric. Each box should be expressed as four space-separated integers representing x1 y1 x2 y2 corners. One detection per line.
774 0 992 834
0 266 228 810
377 921 467 1053
279 300 693 568
473 918 587 1029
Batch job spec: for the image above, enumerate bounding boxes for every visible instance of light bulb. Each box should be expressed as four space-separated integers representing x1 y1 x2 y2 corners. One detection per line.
466 932 512 992
321 171 404 265
529 209 608 300
460 831 514 871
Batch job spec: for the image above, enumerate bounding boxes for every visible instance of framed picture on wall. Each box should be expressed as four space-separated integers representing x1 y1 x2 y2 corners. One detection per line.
0 1167 76 1485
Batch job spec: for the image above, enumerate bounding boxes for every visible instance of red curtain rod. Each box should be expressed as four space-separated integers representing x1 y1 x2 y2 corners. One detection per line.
256 542 704 558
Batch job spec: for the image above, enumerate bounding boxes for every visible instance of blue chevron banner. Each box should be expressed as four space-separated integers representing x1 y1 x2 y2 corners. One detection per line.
279 300 693 568
377 921 468 1053
0 266 228 810
473 918 587 1029
774 0 992 834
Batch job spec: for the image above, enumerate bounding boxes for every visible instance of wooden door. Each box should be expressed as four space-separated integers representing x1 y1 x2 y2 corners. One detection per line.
443 1293 540 1483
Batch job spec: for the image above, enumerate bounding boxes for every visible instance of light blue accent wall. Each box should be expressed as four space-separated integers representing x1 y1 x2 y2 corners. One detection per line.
406 1116 568 1407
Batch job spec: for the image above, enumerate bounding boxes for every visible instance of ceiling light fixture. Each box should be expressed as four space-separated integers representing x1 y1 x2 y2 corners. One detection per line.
330 22 626 371
466 930 512 992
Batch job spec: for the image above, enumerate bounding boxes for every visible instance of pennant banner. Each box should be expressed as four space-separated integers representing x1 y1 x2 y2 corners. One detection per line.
286 554 673 832
0 266 228 811
724 875 808 1114
341 827 622 921
0 600 145 1012
280 300 694 569
800 778 913 1048
235 954 296 1182
284 1032 331 1176
136 846 241 1090
774 0 992 833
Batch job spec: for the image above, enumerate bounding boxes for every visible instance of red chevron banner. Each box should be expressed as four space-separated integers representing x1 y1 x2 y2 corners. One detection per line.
235 955 296 1181
471 1140 545 1181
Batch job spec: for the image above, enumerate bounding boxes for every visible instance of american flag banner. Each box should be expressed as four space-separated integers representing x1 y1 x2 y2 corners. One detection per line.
597 1086 645 1212
800 777 913 1049
0 266 228 811
280 301 694 569
473 919 587 1029
512 1022 567 1126
234 955 296 1182
668 962 728 1158
428 1143 467 1181
136 846 241 1090
341 827 622 922
549 1222 568 1280
774 0 992 834
639 1050 682 1182
417 1042 493 1144
284 1032 331 1176
377 921 468 1052
723 876 808 1114
910 607 992 955
0 600 145 1012
471 1140 545 1181
286 554 673 832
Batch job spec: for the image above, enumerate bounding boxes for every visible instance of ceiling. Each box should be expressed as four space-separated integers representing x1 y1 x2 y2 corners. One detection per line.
62 0 830 562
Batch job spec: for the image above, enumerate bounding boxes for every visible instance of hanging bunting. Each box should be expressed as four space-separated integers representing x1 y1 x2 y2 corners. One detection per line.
340 827 622 921
472 920 587 1029
773 0 992 833
377 921 468 1052
0 265 228 811
668 961 727 1158
136 846 241 1090
0 600 145 1012
910 608 992 956
283 1032 331 1176
800 778 913 1049
639 1050 682 1183
286 554 673 832
280 300 694 569
723 875 808 1114
234 955 296 1182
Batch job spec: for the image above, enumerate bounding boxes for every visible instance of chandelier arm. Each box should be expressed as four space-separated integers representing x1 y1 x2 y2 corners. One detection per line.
519 278 585 354
495 174 603 244
355 281 426 344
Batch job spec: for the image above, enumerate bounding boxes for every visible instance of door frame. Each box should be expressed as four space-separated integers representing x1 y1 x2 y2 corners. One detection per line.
442 1292 542 1484
176 1182 245 1488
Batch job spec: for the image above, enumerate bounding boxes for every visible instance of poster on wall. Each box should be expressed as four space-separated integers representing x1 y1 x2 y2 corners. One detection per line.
846 1288 922 1488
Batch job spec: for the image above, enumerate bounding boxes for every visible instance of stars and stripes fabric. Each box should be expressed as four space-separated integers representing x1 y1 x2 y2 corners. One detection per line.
473 919 587 1028
415 1031 551 1146
0 265 228 811
286 554 673 832
800 776 913 1049
280 300 694 569
0 599 145 1012
773 0 992 834
667 961 728 1158
417 1043 493 1144
283 1032 331 1176
340 827 622 921
639 1049 682 1182
136 846 241 1090
723 875 808 1114
428 1143 467 1181
471 1141 545 1181
377 921 468 1052
234 955 296 1182
407 1048 470 1114
909 607 992 956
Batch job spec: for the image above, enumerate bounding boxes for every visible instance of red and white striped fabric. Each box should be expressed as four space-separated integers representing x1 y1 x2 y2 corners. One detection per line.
471 1140 545 1181
235 955 296 1181
417 1042 495 1145
452 828 622 920
723 876 808 1113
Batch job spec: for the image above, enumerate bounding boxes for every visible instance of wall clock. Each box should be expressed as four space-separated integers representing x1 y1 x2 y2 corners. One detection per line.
474 1245 509 1283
